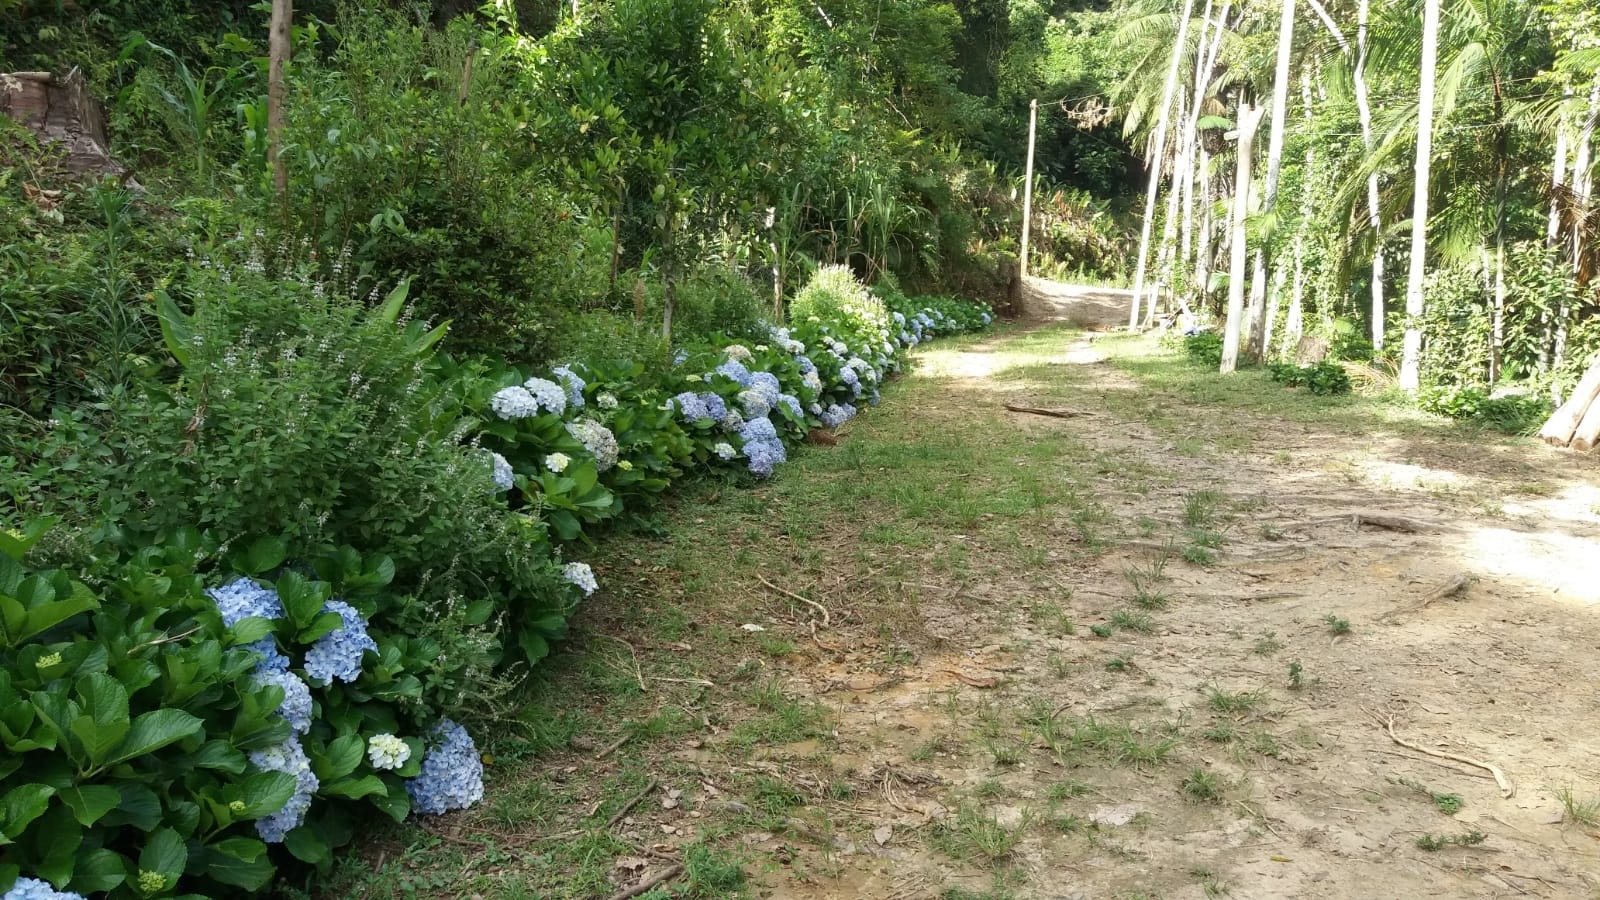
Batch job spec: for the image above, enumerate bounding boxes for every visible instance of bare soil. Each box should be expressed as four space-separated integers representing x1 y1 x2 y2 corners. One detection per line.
350 284 1600 900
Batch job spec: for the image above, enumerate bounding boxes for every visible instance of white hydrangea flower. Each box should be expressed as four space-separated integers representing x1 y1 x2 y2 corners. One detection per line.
544 452 571 473
367 733 411 771
597 392 619 409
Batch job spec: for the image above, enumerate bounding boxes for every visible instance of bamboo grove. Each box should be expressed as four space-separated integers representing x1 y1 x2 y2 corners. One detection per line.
1111 0 1600 400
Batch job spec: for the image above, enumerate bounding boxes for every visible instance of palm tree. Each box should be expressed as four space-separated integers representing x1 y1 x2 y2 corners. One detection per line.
1400 0 1440 391
1126 0 1199 330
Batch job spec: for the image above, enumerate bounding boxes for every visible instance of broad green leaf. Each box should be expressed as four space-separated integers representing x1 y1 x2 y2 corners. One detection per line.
191 740 247 774
0 783 54 842
295 610 344 644
154 290 193 366
31 806 81 885
238 536 287 576
312 734 364 782
108 708 204 765
375 278 410 324
237 771 295 818
68 847 126 893
368 779 410 822
275 572 327 630
72 673 131 764
227 616 276 647
16 595 99 644
106 783 161 832
318 774 386 800
140 827 188 880
204 841 276 890
0 518 55 561
283 825 331 865
58 785 121 827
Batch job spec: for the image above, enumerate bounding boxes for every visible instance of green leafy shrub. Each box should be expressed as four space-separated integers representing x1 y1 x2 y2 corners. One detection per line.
1267 360 1352 396
0 526 466 897
1416 385 1550 434
1183 331 1223 368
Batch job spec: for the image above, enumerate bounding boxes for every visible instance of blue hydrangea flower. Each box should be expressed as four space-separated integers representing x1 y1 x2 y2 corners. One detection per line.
405 720 484 815
737 389 771 418
820 404 856 427
562 562 598 596
699 392 728 421
567 419 619 471
551 365 586 409
892 311 907 326
522 377 568 416
672 391 710 422
489 451 514 491
749 371 781 406
802 370 823 393
720 408 744 431
210 578 285 663
252 668 313 734
304 600 377 684
490 385 539 419
209 578 284 626
249 736 318 843
673 348 689 366
2 878 85 900
981 311 993 324
714 359 754 387
776 394 803 419
737 416 786 478
796 356 817 375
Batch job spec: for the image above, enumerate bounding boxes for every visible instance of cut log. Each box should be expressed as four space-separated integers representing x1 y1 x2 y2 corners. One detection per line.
1571 392 1600 452
1539 352 1600 447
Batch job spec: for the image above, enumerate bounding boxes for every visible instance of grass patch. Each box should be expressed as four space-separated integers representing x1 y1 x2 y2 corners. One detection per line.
1322 614 1352 635
934 804 1026 864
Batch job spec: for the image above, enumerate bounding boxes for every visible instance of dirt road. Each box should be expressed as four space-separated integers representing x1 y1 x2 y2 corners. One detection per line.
335 288 1600 900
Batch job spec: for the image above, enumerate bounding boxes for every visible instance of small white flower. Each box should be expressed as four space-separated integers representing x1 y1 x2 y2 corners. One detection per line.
740 623 766 632
544 452 571 473
367 733 411 771
562 562 598 596
597 392 619 409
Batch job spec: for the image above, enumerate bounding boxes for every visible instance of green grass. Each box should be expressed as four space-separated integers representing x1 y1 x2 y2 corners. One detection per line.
1415 830 1487 851
1322 614 1352 636
1109 609 1155 634
934 804 1027 864
1205 684 1266 715
1556 786 1600 827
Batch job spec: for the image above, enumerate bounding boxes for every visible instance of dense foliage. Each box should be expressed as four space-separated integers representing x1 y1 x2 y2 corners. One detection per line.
1101 0 1599 418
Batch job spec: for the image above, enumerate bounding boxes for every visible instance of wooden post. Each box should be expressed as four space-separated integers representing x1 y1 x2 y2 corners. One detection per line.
268 0 292 197
1020 98 1038 280
1221 101 1264 374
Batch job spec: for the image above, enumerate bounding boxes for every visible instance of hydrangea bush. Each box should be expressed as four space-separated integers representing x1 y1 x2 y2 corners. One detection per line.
0 267 988 897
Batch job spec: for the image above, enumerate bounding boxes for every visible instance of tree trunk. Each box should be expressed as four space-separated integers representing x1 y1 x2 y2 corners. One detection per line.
1153 91 1189 322
1557 83 1600 370
1245 0 1296 361
1247 248 1268 357
1222 102 1265 374
268 0 292 197
1196 146 1213 309
1573 399 1600 453
1548 93 1571 247
1540 353 1600 445
1399 0 1441 393
1129 0 1198 330
1490 235 1506 384
1265 264 1286 357
1354 0 1385 351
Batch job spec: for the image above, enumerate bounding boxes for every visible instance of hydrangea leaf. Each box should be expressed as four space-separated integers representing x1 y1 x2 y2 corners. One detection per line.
139 826 188 882
227 616 276 648
69 846 127 893
295 610 345 645
57 785 121 827
235 771 296 818
0 783 54 843
283 824 331 865
236 536 288 577
203 838 275 890
311 735 364 782
108 708 205 765
319 775 386 801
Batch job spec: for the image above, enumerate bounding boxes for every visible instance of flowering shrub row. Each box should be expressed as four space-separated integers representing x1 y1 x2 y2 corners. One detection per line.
0 267 989 897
